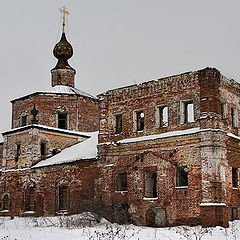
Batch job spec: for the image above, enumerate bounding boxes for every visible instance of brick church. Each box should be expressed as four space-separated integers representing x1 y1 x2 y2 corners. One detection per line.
0 11 240 228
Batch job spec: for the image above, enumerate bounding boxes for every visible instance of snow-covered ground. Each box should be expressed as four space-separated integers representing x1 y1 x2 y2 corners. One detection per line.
0 213 239 240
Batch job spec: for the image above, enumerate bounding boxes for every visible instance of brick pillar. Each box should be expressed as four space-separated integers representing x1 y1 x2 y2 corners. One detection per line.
198 67 221 115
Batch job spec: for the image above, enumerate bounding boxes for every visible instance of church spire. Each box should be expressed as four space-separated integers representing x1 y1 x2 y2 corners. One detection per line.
59 6 69 34
51 6 76 88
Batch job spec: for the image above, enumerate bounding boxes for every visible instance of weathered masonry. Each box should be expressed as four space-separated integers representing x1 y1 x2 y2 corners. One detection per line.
98 67 240 227
0 11 240 228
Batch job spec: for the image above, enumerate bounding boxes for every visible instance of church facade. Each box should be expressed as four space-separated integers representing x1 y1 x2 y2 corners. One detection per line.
0 19 240 227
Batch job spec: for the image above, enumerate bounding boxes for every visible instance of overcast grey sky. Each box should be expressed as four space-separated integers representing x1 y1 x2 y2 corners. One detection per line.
0 0 240 141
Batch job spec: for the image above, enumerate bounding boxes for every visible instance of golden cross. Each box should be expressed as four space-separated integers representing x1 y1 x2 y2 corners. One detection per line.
59 6 70 33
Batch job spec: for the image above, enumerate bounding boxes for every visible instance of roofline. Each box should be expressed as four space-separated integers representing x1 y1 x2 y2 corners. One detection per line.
31 157 97 169
11 91 99 103
2 124 90 138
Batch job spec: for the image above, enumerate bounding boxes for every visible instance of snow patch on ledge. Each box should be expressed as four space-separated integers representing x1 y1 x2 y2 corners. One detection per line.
200 203 226 207
32 131 98 168
143 197 158 201
117 128 200 144
99 128 240 145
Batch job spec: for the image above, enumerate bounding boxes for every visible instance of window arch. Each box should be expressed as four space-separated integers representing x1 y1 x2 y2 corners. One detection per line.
2 194 10 211
25 187 35 212
58 186 68 211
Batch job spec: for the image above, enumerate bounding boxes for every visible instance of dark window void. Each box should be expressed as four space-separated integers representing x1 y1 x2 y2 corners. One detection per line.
176 166 188 187
159 106 168 128
231 107 237 127
58 186 68 211
144 170 157 198
232 168 238 188
25 187 35 211
117 172 127 191
232 207 238 220
21 116 27 127
58 113 67 129
15 144 21 163
40 142 46 158
184 101 194 123
2 194 9 210
115 114 122 134
221 103 226 118
57 74 61 85
136 110 144 131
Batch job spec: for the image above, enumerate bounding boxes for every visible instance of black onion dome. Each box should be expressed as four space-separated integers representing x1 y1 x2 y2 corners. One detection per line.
52 33 74 70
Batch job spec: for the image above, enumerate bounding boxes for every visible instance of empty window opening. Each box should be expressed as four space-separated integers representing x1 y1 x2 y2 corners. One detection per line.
136 110 144 131
15 144 21 163
116 172 127 191
2 194 9 211
176 166 188 187
159 106 168 128
21 116 27 127
232 207 238 221
58 186 68 211
144 170 157 198
231 107 237 127
221 103 226 118
57 74 61 85
40 142 46 158
184 101 195 123
25 187 35 212
115 114 123 134
232 168 238 188
58 113 67 129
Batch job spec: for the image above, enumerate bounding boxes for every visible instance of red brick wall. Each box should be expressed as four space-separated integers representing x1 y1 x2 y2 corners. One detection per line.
11 93 99 132
0 161 100 217
3 127 86 169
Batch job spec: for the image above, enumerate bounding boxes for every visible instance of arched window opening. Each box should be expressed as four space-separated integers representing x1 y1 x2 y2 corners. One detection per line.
58 186 68 211
25 187 35 212
2 194 9 211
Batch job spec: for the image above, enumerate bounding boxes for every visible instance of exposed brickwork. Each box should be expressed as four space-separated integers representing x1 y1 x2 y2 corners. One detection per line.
2 126 87 169
11 93 99 132
97 67 240 227
0 67 240 228
51 68 76 88
0 161 99 217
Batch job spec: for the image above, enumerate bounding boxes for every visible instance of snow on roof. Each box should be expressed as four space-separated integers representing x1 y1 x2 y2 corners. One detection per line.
2 124 90 138
32 131 98 168
48 85 98 100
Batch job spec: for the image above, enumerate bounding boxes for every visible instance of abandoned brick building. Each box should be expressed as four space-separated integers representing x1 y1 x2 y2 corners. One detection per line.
0 16 240 228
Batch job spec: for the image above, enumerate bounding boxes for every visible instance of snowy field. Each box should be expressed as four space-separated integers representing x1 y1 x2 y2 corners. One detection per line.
0 213 239 240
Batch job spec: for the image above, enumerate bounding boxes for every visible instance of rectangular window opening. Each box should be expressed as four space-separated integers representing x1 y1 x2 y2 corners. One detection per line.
25 187 35 212
21 116 27 127
184 101 195 123
58 186 68 211
40 142 46 158
117 172 127 191
176 166 188 187
232 168 238 188
58 113 67 129
115 114 123 134
144 170 157 198
231 107 237 127
221 103 226 118
136 110 144 131
15 144 21 163
159 106 168 128
232 207 238 221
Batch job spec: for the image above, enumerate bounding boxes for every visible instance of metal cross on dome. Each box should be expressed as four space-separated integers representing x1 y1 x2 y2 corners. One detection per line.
59 6 70 33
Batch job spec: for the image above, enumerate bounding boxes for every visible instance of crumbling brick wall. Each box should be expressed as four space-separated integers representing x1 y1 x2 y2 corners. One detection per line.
11 93 99 132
